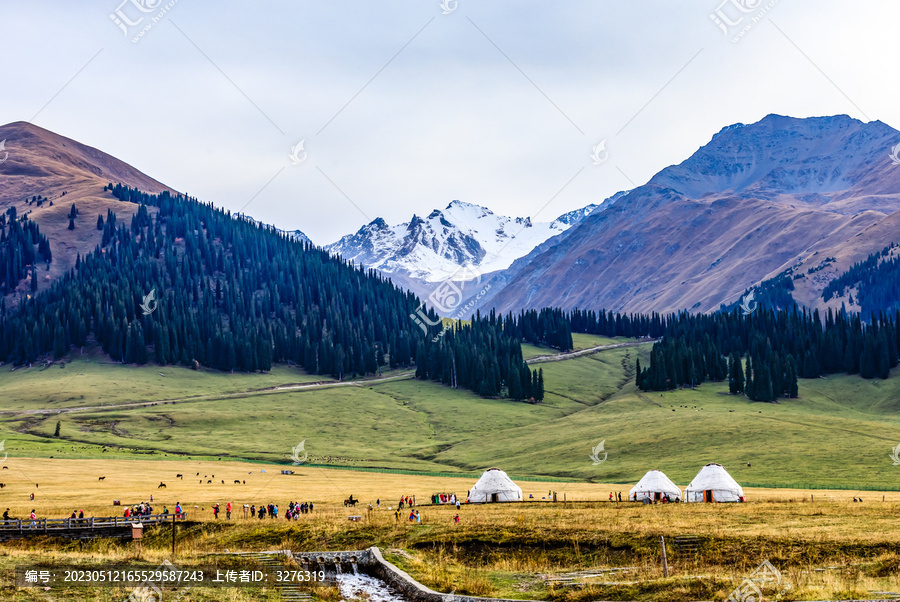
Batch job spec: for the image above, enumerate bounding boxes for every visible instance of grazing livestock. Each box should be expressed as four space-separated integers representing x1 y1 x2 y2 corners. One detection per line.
234 480 241 484
207 480 212 484
158 482 166 489
221 480 224 484
176 474 183 479
98 476 106 481
0 483 5 488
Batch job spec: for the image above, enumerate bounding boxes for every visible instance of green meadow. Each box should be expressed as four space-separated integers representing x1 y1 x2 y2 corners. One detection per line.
1 335 899 489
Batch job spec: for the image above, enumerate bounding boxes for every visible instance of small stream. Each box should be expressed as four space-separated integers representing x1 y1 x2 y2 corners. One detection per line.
337 571 410 602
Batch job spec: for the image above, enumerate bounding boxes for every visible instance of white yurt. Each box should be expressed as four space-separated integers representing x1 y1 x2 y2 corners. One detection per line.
684 463 744 503
629 469 682 502
466 468 523 503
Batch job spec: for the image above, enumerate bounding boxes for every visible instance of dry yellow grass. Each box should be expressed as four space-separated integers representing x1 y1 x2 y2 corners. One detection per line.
6 456 900 523
3 457 900 601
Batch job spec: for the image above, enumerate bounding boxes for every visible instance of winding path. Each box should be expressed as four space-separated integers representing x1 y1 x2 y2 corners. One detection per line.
526 339 656 364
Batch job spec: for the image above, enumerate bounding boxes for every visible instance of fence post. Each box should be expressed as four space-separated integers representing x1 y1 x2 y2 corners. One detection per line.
91 517 95 530
660 535 669 577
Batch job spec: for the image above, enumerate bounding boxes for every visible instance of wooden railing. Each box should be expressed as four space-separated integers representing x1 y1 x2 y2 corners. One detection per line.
0 513 180 534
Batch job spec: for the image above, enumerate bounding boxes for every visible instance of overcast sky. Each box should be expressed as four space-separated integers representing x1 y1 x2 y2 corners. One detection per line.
2 1 898 243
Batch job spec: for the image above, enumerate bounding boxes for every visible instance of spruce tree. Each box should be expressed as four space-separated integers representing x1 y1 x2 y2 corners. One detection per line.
734 353 745 394
786 355 799 398
635 358 642 388
860 334 877 379
508 363 523 400
728 354 738 394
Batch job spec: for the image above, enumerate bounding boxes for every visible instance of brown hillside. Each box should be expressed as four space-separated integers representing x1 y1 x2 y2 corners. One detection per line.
0 121 174 298
479 115 900 315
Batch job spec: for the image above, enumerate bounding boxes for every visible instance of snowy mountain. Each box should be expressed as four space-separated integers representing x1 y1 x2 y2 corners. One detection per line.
236 213 311 245
279 229 312 245
325 200 598 282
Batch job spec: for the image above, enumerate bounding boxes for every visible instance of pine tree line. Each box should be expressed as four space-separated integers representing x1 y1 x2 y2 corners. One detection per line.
823 242 900 318
1 186 425 378
0 207 52 296
636 307 898 400
502 307 665 350
0 185 549 402
414 312 544 401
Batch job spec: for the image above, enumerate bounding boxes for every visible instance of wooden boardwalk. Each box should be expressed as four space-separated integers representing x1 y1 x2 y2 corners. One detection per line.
0 513 177 542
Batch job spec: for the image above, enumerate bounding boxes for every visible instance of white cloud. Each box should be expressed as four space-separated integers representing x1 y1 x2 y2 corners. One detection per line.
2 0 898 244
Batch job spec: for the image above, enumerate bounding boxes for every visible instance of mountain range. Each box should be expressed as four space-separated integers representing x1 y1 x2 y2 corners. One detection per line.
325 200 598 283
475 114 900 316
3 115 899 319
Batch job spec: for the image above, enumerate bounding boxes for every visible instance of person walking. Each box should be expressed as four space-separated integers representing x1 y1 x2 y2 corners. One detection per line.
453 514 460 524
226 502 232 520
250 505 255 519
213 503 219 519
30 509 36 528
175 502 182 518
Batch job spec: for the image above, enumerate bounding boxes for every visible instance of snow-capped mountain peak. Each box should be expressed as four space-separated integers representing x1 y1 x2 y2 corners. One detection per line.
325 200 598 282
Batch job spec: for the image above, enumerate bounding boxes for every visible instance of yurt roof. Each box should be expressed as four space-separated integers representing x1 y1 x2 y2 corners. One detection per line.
630 469 682 496
471 468 521 491
685 463 743 492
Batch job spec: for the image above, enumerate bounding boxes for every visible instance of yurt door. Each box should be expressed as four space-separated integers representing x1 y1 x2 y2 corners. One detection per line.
704 490 713 503
490 493 499 503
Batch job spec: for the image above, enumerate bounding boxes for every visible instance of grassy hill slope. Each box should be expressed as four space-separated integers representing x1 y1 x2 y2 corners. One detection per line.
1 334 899 489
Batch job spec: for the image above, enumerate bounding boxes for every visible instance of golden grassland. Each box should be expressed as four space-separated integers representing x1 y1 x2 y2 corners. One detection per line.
4 456 900 521
1 458 900 600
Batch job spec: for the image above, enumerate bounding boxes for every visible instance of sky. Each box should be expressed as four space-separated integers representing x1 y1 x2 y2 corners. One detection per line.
2 1 899 244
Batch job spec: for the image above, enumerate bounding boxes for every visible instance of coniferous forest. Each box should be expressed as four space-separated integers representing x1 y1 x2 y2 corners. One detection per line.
634 307 898 401
0 206 52 295
823 243 900 319
0 185 896 404
0 186 546 401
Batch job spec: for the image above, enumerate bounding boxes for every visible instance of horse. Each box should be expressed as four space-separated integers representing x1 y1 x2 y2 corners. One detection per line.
98 476 106 481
